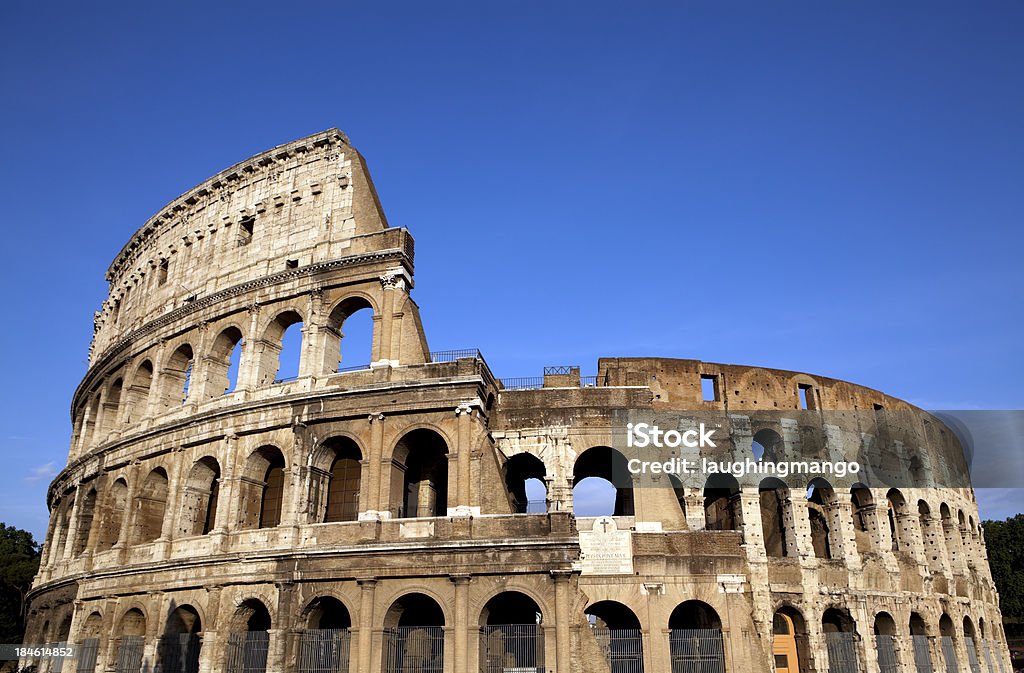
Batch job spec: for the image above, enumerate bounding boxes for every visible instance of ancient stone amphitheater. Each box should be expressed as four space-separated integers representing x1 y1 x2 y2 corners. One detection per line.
25 129 1010 673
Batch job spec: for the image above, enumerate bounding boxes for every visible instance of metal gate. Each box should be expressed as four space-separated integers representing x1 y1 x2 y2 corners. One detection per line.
989 640 1005 673
297 628 351 673
939 636 959 673
911 635 934 673
75 638 100 673
115 635 145 673
591 628 643 673
156 633 201 673
875 635 899 673
383 626 443 673
226 631 270 673
668 628 725 673
824 632 861 673
966 637 981 673
480 624 544 673
982 640 994 673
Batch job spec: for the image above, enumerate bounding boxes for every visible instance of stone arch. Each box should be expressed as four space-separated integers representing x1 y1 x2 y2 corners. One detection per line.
504 452 547 514
239 446 287 529
573 446 634 517
964 615 982 671
806 477 838 560
296 596 353 673
122 359 153 424
668 600 726 672
752 428 784 461
157 604 202 673
71 486 98 556
389 429 449 518
703 473 740 531
886 488 910 553
50 492 75 560
205 325 244 398
821 607 862 673
179 456 221 537
259 309 304 385
114 607 147 673
99 377 124 436
585 600 643 672
873 611 899 673
479 592 544 672
133 467 169 544
324 294 377 373
382 593 446 673
759 477 792 558
850 484 878 554
938 613 960 672
226 599 272 673
96 478 129 550
162 343 195 409
314 436 362 523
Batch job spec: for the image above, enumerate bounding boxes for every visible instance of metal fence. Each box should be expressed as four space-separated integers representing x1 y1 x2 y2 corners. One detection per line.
75 638 100 673
966 637 982 673
988 640 1005 673
430 349 481 362
296 628 351 673
824 632 861 673
591 627 644 673
939 636 959 673
336 364 370 373
500 377 545 390
226 631 270 673
383 626 444 673
115 635 145 673
155 633 201 673
668 628 725 673
982 641 995 673
875 635 899 673
480 624 544 672
912 636 935 673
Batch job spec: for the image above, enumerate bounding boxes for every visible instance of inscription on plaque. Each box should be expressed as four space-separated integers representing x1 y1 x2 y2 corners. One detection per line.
579 517 633 575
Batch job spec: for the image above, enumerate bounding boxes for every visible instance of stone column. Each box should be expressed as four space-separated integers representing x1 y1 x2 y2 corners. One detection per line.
363 413 386 518
738 490 766 561
60 488 87 561
157 448 187 557
551 571 573 673
114 463 142 562
198 585 223 673
831 490 862 569
356 579 377 673
451 575 471 673
238 305 263 391
452 403 475 515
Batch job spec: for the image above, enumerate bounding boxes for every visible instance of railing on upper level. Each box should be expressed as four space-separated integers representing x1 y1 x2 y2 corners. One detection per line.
430 349 482 362
336 363 371 373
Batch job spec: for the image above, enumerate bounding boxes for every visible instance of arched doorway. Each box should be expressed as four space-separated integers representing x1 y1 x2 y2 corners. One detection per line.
873 612 898 673
909 612 934 673
390 430 449 518
822 608 861 673
759 477 791 558
319 437 362 523
76 612 103 673
157 605 202 673
297 597 351 673
573 446 634 517
586 600 643 673
668 600 725 673
772 607 807 673
963 616 982 673
226 599 271 673
382 593 445 673
114 608 146 673
479 592 544 672
938 613 959 673
703 474 740 531
504 453 547 514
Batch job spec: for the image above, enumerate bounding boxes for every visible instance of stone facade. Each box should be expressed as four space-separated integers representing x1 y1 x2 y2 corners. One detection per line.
24 129 1010 673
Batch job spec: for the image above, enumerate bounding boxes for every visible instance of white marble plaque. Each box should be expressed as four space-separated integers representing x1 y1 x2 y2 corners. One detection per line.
579 517 633 575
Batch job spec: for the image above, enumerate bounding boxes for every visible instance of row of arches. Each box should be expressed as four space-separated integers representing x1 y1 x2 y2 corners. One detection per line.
73 298 375 454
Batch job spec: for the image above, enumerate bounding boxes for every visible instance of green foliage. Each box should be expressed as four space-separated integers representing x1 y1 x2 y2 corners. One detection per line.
982 514 1024 624
0 523 41 644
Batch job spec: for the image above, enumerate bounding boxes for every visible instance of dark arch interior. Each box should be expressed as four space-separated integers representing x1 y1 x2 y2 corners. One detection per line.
384 593 445 628
324 437 362 523
392 429 449 518
573 446 635 517
874 612 897 636
240 600 272 632
504 453 547 514
306 596 352 630
480 592 541 626
585 601 641 630
164 605 202 635
668 601 722 630
822 608 856 634
703 473 740 531
752 428 783 461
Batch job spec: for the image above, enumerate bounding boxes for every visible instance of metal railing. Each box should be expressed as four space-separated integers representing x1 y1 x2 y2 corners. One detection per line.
430 349 481 362
875 635 899 673
988 640 1005 673
156 633 201 673
982 641 995 673
115 635 145 673
383 626 444 673
966 637 982 673
336 364 370 373
479 624 544 672
75 638 100 673
500 377 545 390
912 636 934 673
226 631 270 673
543 366 576 375
668 629 725 673
297 628 351 673
580 376 599 387
824 632 861 673
591 627 644 673
939 636 959 673
273 374 299 384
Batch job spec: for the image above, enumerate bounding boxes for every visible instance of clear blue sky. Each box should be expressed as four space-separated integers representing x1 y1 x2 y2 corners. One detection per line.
1 1 1021 541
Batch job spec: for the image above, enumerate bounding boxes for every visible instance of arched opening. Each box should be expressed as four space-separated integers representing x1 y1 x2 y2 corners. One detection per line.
586 600 643 673
390 430 449 518
158 605 202 673
874 612 899 673
752 428 783 462
939 614 959 673
123 360 153 425
77 612 104 673
480 592 544 672
573 446 634 517
96 479 128 550
206 326 244 397
822 608 861 673
298 597 352 673
179 457 221 537
850 485 878 554
668 474 689 528
940 503 960 570
326 297 375 372
133 468 169 544
918 500 944 574
964 616 982 673
322 438 362 523
49 493 74 561
163 344 195 409
759 477 792 558
806 478 837 560
238 447 287 529
668 600 725 673
84 393 102 445
703 474 740 531
886 489 909 553
72 488 98 556
504 453 547 514
909 612 934 673
99 378 123 436
261 311 303 384
114 608 147 673
382 593 445 673
226 599 271 673
773 607 809 673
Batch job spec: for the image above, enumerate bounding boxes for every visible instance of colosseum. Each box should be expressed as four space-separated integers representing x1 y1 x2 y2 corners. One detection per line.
24 129 1010 673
